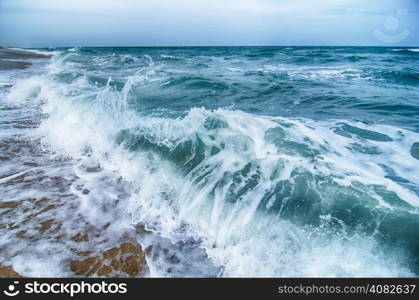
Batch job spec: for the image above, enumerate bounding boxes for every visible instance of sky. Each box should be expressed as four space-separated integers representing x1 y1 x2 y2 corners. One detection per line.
0 0 418 47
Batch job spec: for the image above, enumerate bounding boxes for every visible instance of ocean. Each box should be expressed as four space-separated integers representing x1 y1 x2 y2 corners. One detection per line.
0 46 418 277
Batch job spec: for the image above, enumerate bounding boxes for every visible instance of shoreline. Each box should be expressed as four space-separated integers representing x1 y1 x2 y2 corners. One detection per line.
0 48 52 71
0 49 151 277
0 109 151 278
1 46 418 277
0 122 152 278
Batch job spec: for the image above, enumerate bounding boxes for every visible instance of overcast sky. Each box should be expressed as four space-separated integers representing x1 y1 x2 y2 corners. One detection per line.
0 0 418 47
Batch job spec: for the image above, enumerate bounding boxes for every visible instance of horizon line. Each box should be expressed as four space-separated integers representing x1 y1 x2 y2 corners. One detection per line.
2 45 419 49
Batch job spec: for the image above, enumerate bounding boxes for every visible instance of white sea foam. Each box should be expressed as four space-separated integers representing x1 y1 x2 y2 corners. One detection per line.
7 47 57 57
393 48 419 53
260 65 365 81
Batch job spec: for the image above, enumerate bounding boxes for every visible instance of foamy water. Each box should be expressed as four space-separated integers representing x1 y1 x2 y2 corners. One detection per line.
1 47 418 277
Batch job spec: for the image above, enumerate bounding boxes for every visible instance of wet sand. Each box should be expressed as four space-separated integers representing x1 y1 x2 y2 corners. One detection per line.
0 47 52 70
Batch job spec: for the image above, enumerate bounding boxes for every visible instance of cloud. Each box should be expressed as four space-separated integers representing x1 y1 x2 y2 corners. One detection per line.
0 0 368 17
0 0 418 46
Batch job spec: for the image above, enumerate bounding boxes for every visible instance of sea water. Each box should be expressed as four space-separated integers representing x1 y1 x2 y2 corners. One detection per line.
0 47 418 277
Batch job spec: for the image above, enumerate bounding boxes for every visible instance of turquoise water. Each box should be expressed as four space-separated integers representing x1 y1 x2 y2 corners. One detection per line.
56 47 419 129
1 46 419 277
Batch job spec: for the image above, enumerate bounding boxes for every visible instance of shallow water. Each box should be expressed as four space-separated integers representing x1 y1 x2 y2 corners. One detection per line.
0 46 419 277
